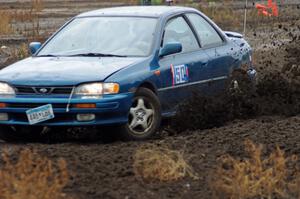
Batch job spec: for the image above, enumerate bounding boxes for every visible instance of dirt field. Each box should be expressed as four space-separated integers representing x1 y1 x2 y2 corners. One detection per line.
0 1 299 199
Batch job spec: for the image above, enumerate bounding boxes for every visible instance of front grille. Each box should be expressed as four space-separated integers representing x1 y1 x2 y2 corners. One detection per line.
17 87 35 93
51 87 73 94
15 86 73 95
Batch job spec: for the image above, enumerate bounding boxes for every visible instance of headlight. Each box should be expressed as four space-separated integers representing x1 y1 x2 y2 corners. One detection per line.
0 82 15 96
74 83 119 96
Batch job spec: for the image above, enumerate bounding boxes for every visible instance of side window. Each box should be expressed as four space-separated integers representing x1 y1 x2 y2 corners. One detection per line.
186 13 223 47
163 16 199 53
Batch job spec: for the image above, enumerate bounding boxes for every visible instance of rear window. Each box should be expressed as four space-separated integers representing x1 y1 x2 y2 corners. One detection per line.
186 13 223 47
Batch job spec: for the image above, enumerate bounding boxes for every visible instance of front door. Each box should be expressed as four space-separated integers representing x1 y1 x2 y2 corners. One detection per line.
186 13 232 94
157 16 211 114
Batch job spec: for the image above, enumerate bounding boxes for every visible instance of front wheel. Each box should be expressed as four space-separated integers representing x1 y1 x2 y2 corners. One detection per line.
118 87 161 141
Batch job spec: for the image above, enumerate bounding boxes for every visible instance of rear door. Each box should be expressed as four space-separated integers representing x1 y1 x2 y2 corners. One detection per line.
157 15 210 113
186 13 233 93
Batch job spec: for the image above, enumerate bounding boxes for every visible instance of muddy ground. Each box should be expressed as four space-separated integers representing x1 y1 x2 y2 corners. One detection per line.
1 116 298 199
0 1 299 199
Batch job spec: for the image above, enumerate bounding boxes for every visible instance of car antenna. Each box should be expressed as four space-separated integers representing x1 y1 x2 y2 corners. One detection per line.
66 86 75 112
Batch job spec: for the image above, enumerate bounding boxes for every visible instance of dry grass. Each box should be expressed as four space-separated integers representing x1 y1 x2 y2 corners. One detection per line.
133 144 198 182
31 0 44 13
0 11 12 35
0 43 29 63
197 0 244 31
0 0 44 39
212 140 300 199
202 6 241 29
0 149 70 199
11 43 29 59
28 0 43 40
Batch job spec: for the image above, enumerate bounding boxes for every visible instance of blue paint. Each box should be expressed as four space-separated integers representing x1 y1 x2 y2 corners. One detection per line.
0 6 255 126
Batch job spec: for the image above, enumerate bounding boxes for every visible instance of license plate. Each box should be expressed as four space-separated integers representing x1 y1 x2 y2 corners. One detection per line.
26 104 55 125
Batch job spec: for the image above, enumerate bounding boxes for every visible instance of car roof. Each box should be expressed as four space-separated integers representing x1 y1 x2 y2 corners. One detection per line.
77 6 197 18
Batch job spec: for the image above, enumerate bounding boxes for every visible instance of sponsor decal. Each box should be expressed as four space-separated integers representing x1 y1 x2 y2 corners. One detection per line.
171 64 189 86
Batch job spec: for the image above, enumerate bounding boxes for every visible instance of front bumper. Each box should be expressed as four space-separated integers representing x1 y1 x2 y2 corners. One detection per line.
0 93 133 126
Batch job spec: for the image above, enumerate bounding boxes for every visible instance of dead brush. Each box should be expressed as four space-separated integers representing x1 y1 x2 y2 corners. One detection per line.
198 1 241 30
29 0 43 40
10 43 29 60
133 144 198 182
212 139 300 199
31 0 44 13
0 149 70 199
0 11 12 35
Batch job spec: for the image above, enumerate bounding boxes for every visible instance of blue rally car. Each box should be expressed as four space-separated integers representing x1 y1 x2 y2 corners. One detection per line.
0 6 256 141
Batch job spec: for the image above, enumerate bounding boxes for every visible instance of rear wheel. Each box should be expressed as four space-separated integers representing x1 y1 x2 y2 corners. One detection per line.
227 69 255 93
118 87 161 140
0 126 45 143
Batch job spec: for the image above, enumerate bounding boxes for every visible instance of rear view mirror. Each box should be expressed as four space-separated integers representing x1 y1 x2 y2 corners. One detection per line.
29 42 42 55
159 42 182 57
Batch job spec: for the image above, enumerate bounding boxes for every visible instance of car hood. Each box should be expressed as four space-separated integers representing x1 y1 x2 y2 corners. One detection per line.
0 56 143 86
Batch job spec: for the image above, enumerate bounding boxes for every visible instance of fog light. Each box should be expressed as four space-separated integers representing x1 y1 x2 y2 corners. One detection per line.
0 113 8 121
76 114 95 122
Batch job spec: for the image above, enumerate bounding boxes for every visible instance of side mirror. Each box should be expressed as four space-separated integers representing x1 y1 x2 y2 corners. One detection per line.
29 42 42 55
159 42 182 58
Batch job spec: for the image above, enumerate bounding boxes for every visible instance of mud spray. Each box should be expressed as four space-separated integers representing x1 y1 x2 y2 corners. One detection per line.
173 33 300 132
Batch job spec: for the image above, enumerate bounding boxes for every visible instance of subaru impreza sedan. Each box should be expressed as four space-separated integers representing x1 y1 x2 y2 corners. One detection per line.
0 6 256 141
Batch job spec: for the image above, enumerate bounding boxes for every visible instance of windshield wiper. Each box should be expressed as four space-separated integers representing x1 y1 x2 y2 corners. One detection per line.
68 53 127 57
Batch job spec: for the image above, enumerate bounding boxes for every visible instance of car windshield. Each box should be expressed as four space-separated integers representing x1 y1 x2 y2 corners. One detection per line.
37 17 158 57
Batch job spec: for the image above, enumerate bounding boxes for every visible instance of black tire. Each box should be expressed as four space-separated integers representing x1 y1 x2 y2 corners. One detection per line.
0 125 45 143
117 87 161 141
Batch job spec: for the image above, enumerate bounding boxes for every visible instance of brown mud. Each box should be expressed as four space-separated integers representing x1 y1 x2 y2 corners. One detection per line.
0 1 299 199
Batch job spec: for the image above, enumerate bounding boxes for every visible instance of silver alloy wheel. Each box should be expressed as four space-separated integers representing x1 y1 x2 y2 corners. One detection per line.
128 97 154 135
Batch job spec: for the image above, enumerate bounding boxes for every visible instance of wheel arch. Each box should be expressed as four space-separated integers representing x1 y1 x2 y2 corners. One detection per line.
138 81 157 95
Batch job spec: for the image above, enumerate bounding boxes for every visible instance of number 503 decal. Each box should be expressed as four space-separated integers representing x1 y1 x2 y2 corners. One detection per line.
171 64 189 86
